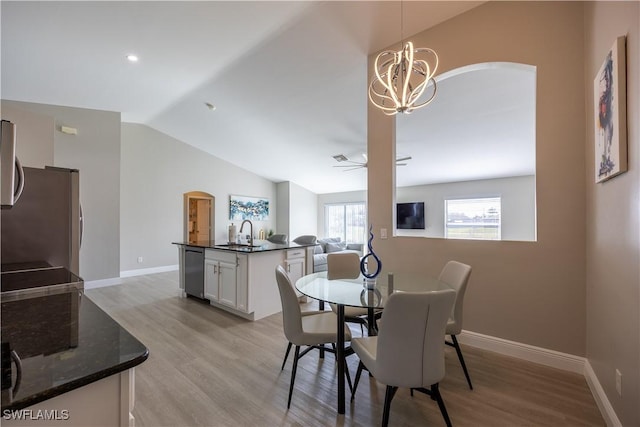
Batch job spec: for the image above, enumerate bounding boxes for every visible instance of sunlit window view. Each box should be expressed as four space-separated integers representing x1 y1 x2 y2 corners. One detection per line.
445 197 501 240
324 203 366 243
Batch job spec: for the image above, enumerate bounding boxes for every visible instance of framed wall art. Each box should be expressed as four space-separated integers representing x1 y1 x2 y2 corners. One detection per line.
594 36 627 183
229 195 269 221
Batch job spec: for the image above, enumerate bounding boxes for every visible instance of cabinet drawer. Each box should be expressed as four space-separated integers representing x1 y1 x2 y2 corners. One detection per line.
205 249 237 263
286 249 305 259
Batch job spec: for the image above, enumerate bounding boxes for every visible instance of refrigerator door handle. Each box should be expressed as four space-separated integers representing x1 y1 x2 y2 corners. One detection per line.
80 203 84 249
13 157 24 203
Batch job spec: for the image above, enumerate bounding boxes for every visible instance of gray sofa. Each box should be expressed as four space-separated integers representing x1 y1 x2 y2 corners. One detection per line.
313 237 363 272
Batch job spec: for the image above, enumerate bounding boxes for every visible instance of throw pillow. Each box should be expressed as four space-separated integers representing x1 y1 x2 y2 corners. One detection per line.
317 237 342 253
326 242 347 253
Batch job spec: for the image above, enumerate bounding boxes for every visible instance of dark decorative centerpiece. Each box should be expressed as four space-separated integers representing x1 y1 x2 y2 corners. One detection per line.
360 225 382 289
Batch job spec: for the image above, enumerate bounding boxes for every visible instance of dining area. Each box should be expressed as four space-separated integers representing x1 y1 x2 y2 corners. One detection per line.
275 252 473 426
81 263 606 426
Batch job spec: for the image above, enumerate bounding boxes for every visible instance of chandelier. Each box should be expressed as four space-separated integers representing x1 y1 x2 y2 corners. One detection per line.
368 1 439 115
368 41 439 115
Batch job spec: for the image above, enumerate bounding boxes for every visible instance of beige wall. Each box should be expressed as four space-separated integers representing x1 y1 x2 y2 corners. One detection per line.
584 2 639 426
367 2 587 355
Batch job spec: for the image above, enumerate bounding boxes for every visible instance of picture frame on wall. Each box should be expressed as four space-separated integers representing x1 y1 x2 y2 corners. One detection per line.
594 35 627 183
229 195 269 221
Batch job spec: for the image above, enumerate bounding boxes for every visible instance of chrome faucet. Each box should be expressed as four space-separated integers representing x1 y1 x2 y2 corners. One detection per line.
239 220 253 246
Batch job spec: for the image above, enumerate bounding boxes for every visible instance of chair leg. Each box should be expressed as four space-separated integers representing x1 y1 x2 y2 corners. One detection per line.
381 385 398 427
431 383 452 427
351 360 364 401
287 346 300 409
281 342 292 371
451 335 473 390
344 358 354 394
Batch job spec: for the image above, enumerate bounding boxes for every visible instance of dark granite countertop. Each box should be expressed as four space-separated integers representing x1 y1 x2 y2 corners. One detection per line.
172 240 316 253
1 289 149 411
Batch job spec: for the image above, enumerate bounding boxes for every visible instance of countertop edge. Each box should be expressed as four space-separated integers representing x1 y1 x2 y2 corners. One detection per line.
3 349 149 411
172 241 316 253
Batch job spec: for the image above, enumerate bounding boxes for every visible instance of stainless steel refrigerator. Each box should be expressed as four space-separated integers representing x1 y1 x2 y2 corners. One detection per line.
0 119 82 277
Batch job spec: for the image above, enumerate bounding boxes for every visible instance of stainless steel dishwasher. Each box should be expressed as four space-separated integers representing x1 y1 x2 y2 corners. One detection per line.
184 246 205 299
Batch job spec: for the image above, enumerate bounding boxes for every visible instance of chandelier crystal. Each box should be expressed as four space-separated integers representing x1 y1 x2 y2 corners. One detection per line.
369 41 439 115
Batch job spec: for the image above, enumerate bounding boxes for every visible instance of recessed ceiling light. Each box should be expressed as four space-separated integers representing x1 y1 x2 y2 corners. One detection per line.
205 102 216 111
126 54 139 62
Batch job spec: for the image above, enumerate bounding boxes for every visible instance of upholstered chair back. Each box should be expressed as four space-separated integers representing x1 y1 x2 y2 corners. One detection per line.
437 261 472 335
375 289 456 388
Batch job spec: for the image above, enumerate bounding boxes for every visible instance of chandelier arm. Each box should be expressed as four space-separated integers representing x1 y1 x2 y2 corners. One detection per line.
409 78 437 110
386 63 401 106
368 87 399 113
401 42 415 107
414 48 439 75
370 81 398 106
374 51 397 90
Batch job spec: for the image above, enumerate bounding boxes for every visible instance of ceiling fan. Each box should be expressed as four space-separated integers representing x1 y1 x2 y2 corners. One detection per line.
333 153 412 171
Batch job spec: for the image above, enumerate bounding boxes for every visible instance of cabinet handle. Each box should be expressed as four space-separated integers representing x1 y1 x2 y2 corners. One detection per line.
214 265 218 274
287 264 291 273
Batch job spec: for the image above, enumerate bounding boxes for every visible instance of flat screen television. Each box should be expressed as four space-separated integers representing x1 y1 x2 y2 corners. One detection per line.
396 202 425 230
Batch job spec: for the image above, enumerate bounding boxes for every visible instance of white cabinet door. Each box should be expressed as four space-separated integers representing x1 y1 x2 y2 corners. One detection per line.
204 259 218 301
218 260 238 308
285 257 305 285
285 249 306 297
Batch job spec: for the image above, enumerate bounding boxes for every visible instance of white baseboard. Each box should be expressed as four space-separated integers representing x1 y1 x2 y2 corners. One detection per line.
84 277 123 290
458 330 621 426
458 330 585 374
584 361 623 427
120 264 178 278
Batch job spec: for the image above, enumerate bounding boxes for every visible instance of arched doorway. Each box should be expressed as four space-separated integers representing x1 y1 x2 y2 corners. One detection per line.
184 191 215 243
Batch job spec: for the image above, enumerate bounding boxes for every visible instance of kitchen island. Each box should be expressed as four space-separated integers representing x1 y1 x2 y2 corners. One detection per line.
173 240 316 320
1 267 148 426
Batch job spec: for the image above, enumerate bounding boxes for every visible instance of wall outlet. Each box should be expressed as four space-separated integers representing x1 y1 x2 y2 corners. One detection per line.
380 228 388 239
615 369 622 396
137 256 143 264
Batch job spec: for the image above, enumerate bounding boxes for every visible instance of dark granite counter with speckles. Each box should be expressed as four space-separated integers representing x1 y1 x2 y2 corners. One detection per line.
173 240 315 253
1 288 149 411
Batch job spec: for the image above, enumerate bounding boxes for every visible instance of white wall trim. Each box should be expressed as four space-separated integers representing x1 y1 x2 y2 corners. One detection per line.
584 361 623 427
84 277 123 290
458 330 585 374
120 264 178 278
458 330 621 425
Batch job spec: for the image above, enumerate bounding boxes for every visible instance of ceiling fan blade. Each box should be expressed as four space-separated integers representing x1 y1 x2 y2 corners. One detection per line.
341 166 365 171
396 156 412 162
334 164 365 168
396 163 408 166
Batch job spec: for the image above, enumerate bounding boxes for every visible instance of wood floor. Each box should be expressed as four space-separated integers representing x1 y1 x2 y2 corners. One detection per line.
87 271 604 427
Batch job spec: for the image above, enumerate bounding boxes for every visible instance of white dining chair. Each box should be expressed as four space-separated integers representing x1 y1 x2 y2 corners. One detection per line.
350 289 457 427
327 252 380 334
275 265 352 408
439 260 473 390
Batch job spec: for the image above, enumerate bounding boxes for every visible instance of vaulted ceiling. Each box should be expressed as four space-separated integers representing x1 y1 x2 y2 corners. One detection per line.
1 1 534 194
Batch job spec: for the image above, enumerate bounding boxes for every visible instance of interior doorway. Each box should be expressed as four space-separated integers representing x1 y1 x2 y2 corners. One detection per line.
184 191 215 243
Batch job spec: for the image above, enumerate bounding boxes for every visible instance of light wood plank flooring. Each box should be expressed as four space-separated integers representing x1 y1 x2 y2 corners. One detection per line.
87 271 604 427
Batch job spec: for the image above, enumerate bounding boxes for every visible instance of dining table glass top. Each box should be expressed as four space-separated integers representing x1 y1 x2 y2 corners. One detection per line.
295 271 453 309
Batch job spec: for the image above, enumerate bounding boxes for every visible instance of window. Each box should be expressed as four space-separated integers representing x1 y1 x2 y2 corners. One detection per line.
445 197 501 240
324 203 366 243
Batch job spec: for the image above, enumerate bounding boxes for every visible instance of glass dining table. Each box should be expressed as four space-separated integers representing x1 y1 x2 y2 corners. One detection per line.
295 271 453 415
